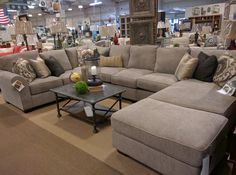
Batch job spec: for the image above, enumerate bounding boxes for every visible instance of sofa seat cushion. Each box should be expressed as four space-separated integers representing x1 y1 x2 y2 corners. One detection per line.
111 68 152 88
111 98 228 167
137 73 178 92
99 67 126 82
150 79 236 118
29 77 63 95
59 70 73 85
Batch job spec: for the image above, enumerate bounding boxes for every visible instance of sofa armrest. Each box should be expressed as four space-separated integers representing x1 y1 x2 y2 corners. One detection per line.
0 71 33 111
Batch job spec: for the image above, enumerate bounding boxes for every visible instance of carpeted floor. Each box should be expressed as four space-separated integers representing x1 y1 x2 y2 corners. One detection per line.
0 96 159 175
0 95 235 175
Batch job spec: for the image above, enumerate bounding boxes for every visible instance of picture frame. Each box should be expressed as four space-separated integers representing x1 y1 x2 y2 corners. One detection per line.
129 0 156 18
130 20 154 45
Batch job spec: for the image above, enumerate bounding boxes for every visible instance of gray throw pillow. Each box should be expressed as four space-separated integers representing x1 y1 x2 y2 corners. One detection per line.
44 56 65 77
13 58 36 82
213 55 236 87
175 53 198 80
28 57 51 78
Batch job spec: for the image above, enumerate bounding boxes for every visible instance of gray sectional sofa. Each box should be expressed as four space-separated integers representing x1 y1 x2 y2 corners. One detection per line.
0 45 236 175
107 46 236 175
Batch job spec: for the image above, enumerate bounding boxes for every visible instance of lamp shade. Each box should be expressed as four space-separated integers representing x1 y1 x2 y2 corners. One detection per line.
202 26 212 34
157 21 166 29
50 21 67 34
15 20 33 35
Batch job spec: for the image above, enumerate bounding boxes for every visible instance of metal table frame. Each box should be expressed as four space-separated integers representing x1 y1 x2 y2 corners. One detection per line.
53 92 123 133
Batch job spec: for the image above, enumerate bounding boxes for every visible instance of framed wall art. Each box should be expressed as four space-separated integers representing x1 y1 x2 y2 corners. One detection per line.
129 0 156 18
130 20 154 45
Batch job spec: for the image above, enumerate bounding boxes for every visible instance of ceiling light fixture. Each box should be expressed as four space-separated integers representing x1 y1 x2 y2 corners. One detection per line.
28 5 35 9
68 8 72 11
89 1 102 6
7 9 17 12
38 13 42 16
78 5 83 9
28 14 33 17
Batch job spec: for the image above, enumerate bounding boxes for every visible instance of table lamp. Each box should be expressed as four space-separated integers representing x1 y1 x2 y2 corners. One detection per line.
201 26 212 41
50 21 67 49
157 21 166 37
15 19 33 51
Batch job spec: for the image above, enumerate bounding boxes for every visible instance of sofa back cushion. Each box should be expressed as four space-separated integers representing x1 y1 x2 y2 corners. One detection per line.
40 50 72 71
65 47 78 69
154 48 189 74
0 50 38 72
109 45 130 68
191 48 236 59
128 45 157 71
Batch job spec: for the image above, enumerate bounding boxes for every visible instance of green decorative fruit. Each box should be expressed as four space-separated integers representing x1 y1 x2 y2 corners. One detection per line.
74 81 88 94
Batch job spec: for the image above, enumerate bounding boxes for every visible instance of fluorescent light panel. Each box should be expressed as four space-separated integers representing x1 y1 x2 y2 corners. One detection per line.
89 1 102 6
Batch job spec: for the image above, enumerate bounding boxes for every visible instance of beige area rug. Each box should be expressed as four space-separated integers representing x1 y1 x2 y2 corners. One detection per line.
0 95 159 175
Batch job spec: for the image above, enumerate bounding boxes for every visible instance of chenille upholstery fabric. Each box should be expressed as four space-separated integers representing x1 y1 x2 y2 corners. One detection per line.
128 45 157 71
154 47 189 74
111 68 152 88
111 98 228 167
137 73 178 92
109 45 130 68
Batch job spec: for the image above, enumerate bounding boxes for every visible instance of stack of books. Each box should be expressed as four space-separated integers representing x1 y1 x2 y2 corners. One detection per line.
88 85 103 92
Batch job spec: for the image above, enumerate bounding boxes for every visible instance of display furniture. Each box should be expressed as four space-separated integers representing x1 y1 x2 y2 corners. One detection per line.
0 45 236 175
120 15 130 38
50 83 125 133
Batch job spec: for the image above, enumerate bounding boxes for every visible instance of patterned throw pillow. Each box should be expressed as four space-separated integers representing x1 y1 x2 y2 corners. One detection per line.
213 55 236 87
13 58 36 82
205 36 218 47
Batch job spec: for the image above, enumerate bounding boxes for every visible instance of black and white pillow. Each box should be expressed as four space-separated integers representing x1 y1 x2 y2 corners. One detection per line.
205 36 218 47
213 55 236 87
13 58 36 83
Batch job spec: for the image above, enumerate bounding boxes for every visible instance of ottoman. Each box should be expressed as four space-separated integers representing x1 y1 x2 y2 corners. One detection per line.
111 98 228 175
